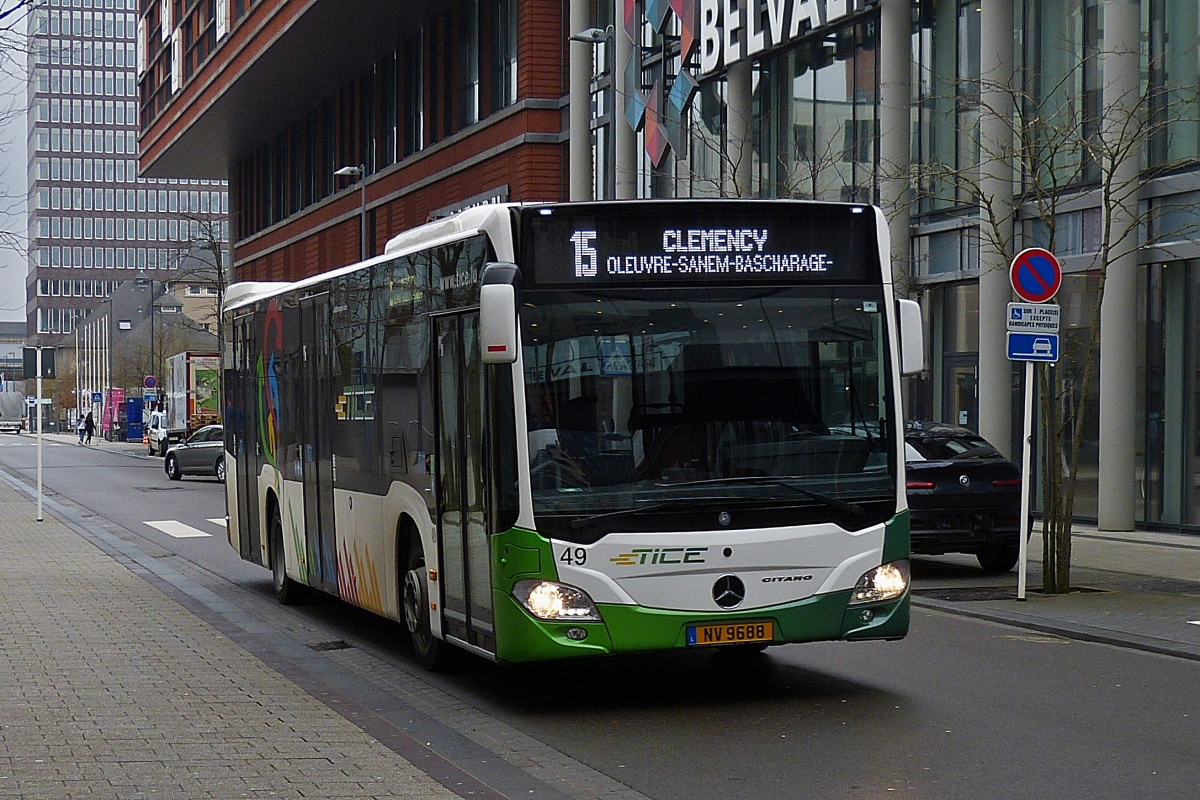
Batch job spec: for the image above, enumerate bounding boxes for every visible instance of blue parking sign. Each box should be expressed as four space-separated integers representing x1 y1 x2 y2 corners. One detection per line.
1007 332 1059 362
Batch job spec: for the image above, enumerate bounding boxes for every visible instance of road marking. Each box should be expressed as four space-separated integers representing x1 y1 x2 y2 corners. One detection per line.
207 518 227 527
1188 621 1200 626
144 520 212 539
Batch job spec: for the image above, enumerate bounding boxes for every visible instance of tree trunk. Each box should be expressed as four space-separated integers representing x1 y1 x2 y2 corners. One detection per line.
1040 363 1072 593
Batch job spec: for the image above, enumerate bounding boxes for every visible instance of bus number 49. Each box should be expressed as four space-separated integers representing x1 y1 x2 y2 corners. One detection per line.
560 547 587 566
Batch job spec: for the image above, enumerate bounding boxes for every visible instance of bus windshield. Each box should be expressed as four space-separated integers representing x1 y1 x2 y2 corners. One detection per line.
521 287 896 539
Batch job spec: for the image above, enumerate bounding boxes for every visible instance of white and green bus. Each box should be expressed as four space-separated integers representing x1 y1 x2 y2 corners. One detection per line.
222 200 924 669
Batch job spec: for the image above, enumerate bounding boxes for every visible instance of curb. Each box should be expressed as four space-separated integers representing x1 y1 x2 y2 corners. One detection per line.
911 595 1200 663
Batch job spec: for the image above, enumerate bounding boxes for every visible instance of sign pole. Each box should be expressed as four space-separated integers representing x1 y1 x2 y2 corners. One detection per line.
36 347 43 523
1008 247 1061 601
1017 360 1034 600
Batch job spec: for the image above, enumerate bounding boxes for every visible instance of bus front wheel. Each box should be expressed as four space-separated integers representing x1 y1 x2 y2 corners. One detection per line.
403 540 448 671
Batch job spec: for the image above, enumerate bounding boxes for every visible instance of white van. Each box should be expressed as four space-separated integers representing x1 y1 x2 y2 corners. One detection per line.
147 410 169 456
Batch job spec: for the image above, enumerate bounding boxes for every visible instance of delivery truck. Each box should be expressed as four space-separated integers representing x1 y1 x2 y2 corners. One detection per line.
149 352 220 455
0 390 24 433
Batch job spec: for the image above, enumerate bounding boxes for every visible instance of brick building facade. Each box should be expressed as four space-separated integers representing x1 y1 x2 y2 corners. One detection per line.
139 0 566 285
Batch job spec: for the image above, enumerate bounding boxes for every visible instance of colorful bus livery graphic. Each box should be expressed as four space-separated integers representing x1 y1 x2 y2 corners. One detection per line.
258 299 284 470
223 200 924 669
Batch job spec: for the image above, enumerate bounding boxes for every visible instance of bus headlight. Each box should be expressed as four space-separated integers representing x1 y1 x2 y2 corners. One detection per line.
513 580 602 622
849 560 910 605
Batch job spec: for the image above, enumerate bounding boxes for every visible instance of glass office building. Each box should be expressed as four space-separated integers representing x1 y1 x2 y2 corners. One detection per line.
579 0 1200 531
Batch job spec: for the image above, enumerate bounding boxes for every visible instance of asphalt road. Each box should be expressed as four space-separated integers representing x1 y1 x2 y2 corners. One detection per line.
3 433 1198 799
0 432 260 584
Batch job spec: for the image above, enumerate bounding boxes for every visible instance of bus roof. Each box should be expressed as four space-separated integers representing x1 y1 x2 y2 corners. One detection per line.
223 199 888 315
224 203 522 315
222 281 290 314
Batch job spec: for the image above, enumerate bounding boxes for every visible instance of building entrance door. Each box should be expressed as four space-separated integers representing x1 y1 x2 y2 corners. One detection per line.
943 355 977 429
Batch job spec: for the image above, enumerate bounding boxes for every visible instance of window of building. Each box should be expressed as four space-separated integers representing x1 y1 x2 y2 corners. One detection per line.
1024 0 1102 187
459 0 480 127
756 21 878 202
1149 2 1200 167
403 35 424 157
492 0 517 110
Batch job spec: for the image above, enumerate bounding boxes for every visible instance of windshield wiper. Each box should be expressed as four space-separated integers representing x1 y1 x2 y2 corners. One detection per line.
567 500 691 530
654 476 868 524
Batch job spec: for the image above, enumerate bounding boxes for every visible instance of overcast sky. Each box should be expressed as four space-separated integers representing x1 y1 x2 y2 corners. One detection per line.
0 31 27 323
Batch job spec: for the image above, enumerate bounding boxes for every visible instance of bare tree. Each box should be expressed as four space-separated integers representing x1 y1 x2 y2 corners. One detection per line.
918 49 1199 592
163 211 228 352
114 319 199 393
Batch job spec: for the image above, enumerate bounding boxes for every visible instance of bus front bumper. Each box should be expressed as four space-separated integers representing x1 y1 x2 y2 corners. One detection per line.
492 588 909 663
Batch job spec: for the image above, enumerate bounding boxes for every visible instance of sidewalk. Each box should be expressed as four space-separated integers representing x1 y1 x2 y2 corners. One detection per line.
911 522 1200 660
0 474 460 799
32 430 151 456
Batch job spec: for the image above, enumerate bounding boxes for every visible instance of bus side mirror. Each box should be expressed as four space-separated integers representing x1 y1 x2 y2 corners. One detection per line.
480 262 521 365
897 298 924 376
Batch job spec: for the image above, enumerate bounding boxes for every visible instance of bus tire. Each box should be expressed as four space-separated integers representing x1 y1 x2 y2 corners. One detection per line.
270 507 306 605
403 538 449 671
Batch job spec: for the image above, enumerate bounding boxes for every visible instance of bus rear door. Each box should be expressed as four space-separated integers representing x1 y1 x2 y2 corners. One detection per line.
300 293 338 591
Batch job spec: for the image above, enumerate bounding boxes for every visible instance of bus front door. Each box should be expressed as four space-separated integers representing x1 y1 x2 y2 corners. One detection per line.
300 295 338 591
433 312 495 655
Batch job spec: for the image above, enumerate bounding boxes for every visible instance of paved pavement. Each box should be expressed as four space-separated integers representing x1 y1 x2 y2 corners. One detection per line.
0 447 461 800
3 430 1200 796
911 522 1200 660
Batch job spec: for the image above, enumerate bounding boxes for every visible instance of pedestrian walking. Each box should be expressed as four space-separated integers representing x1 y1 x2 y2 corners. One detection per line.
76 415 86 445
84 411 95 445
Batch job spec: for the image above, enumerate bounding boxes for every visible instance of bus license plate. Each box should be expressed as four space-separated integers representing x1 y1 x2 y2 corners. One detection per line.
687 621 774 647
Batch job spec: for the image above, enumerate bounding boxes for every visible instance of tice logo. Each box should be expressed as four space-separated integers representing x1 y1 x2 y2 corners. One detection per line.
570 230 599 278
611 547 708 566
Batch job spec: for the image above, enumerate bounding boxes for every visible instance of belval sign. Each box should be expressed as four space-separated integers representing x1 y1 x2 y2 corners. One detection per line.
699 0 876 77
625 0 876 165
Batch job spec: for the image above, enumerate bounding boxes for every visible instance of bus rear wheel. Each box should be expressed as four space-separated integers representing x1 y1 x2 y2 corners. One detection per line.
402 539 449 671
270 508 306 605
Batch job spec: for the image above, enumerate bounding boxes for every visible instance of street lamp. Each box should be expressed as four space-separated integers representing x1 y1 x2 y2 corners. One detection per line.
335 164 367 261
136 275 155 388
568 21 615 200
569 26 611 44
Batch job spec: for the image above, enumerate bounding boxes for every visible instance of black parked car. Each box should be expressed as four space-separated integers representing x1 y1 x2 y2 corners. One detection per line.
904 422 1022 573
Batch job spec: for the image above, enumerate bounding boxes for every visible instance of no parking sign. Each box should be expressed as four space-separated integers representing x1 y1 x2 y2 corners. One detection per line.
1010 248 1062 303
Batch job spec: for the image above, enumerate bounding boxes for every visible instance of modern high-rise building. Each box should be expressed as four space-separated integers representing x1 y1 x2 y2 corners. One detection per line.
26 0 228 346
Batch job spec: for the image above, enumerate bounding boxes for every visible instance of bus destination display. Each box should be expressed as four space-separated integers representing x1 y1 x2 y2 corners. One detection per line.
524 203 877 286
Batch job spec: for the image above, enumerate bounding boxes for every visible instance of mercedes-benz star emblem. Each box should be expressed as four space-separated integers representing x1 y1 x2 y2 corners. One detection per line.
959 475 970 487
712 575 746 609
